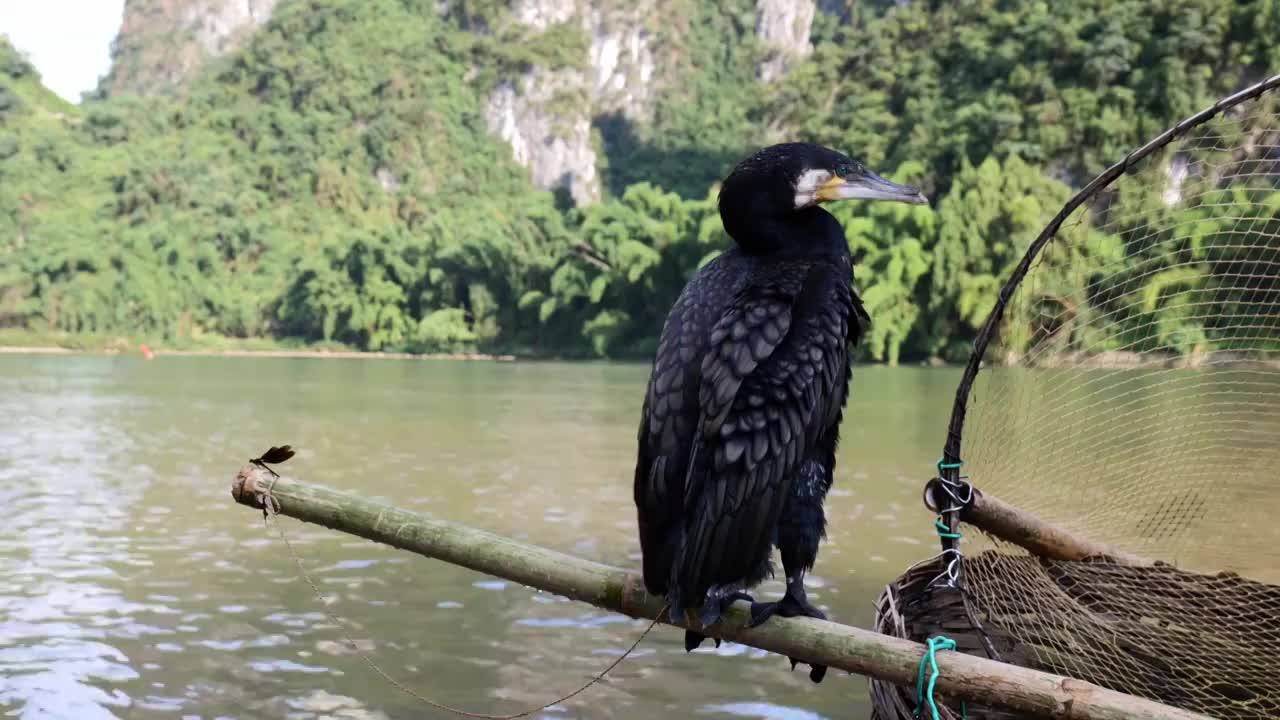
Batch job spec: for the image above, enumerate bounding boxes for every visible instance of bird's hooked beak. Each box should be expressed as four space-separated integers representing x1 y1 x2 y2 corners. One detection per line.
815 169 928 205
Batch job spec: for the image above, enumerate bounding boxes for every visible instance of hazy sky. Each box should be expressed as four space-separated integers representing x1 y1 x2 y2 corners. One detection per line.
1 0 127 103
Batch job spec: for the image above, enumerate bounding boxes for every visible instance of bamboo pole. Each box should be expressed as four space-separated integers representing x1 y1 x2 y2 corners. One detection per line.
231 464 1209 720
924 482 1152 565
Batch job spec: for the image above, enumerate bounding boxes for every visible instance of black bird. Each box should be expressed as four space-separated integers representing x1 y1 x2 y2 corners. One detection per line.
633 143 926 681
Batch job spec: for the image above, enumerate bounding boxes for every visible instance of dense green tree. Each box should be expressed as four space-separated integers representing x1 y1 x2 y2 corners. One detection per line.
768 0 1278 196
923 155 1079 360
544 183 720 355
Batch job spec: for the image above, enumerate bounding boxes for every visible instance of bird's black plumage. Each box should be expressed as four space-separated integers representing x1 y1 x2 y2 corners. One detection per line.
633 143 925 682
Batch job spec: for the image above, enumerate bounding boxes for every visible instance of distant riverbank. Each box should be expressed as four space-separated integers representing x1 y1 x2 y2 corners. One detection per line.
3 330 1274 369
0 330 516 361
0 345 516 361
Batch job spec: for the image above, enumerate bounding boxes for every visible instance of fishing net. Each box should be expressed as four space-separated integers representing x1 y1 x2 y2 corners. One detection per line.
872 74 1280 720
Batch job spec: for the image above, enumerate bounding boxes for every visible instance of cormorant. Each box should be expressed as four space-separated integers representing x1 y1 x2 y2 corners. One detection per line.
633 143 927 682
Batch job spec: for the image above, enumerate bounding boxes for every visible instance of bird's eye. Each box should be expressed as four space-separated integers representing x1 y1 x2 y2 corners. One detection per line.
836 164 853 177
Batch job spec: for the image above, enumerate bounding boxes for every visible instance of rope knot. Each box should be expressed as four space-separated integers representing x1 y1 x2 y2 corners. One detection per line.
914 635 965 720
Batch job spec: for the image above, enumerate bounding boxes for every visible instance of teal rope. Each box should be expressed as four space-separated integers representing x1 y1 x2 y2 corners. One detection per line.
927 458 969 693
914 636 965 720
934 518 961 540
934 458 964 540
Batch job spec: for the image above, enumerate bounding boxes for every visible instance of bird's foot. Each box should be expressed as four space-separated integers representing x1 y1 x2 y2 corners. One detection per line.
788 656 828 684
683 629 717 652
746 586 828 683
746 588 825 626
684 591 754 652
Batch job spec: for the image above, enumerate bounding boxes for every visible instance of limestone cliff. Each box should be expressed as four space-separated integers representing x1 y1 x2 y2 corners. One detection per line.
483 0 657 205
484 0 821 203
756 0 815 83
103 0 279 96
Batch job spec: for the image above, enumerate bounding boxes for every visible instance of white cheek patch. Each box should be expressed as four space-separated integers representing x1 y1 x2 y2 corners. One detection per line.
793 168 833 208
795 168 832 194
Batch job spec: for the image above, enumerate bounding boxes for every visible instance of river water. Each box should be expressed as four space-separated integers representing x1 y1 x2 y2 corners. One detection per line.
0 355 1010 719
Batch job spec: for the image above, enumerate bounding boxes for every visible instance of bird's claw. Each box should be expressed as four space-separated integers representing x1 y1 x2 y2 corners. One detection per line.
747 589 829 683
685 591 754 652
684 631 721 652
747 594 826 626
789 656 828 683
685 589 829 681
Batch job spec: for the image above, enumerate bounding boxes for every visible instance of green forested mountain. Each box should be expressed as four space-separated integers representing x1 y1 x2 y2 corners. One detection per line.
1 0 1277 361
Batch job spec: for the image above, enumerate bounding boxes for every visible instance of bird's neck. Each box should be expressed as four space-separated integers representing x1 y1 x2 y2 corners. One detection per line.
732 207 850 262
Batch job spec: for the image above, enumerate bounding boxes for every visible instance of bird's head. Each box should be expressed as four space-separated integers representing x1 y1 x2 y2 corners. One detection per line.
718 143 927 250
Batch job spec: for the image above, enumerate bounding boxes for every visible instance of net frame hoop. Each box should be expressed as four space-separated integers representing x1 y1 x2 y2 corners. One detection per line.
937 71 1280 493
927 74 1280 663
